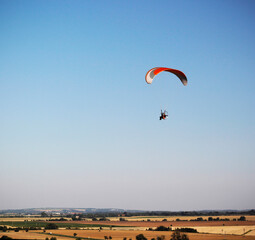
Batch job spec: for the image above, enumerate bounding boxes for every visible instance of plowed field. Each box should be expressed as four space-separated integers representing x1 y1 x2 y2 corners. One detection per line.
67 220 255 227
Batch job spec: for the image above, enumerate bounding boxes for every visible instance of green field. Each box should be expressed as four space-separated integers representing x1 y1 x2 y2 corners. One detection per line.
0 221 126 229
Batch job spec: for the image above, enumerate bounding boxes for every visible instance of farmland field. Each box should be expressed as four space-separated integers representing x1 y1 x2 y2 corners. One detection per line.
0 217 72 222
192 226 255 236
37 229 255 240
1 229 255 240
67 220 255 228
1 216 255 240
0 221 129 229
116 216 255 222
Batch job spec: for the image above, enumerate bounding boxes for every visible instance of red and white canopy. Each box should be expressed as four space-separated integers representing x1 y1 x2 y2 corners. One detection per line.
145 67 187 86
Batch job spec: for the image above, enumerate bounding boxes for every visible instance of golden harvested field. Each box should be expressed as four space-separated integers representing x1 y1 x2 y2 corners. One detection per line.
47 229 255 240
187 226 255 236
247 231 255 236
1 229 255 240
0 230 46 240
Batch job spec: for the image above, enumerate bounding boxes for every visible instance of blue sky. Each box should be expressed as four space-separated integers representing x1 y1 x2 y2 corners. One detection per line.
1 0 255 211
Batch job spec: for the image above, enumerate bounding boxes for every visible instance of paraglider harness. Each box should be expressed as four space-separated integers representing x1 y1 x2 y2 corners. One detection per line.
159 110 168 120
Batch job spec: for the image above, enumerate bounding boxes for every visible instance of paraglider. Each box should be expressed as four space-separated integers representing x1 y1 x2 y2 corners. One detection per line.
159 110 168 120
145 67 187 120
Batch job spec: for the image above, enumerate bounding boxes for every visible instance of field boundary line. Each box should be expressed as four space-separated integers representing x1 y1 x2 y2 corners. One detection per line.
38 232 103 240
242 228 255 236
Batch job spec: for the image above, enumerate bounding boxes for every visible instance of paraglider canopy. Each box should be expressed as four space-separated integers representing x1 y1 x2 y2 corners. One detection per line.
145 67 187 86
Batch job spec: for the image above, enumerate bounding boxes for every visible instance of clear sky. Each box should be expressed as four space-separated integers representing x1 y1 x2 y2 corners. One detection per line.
1 0 255 211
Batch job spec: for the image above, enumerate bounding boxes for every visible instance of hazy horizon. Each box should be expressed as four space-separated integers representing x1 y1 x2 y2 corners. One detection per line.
1 207 254 212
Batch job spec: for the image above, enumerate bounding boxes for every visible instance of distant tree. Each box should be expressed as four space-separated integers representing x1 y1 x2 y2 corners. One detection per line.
171 231 181 240
136 234 147 240
109 236 112 240
239 216 246 221
45 223 58 230
174 228 197 233
104 236 108 240
41 212 48 217
181 234 189 240
50 217 67 221
74 233 77 237
170 231 189 240
0 226 8 232
154 226 170 231
0 236 12 240
156 236 165 240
